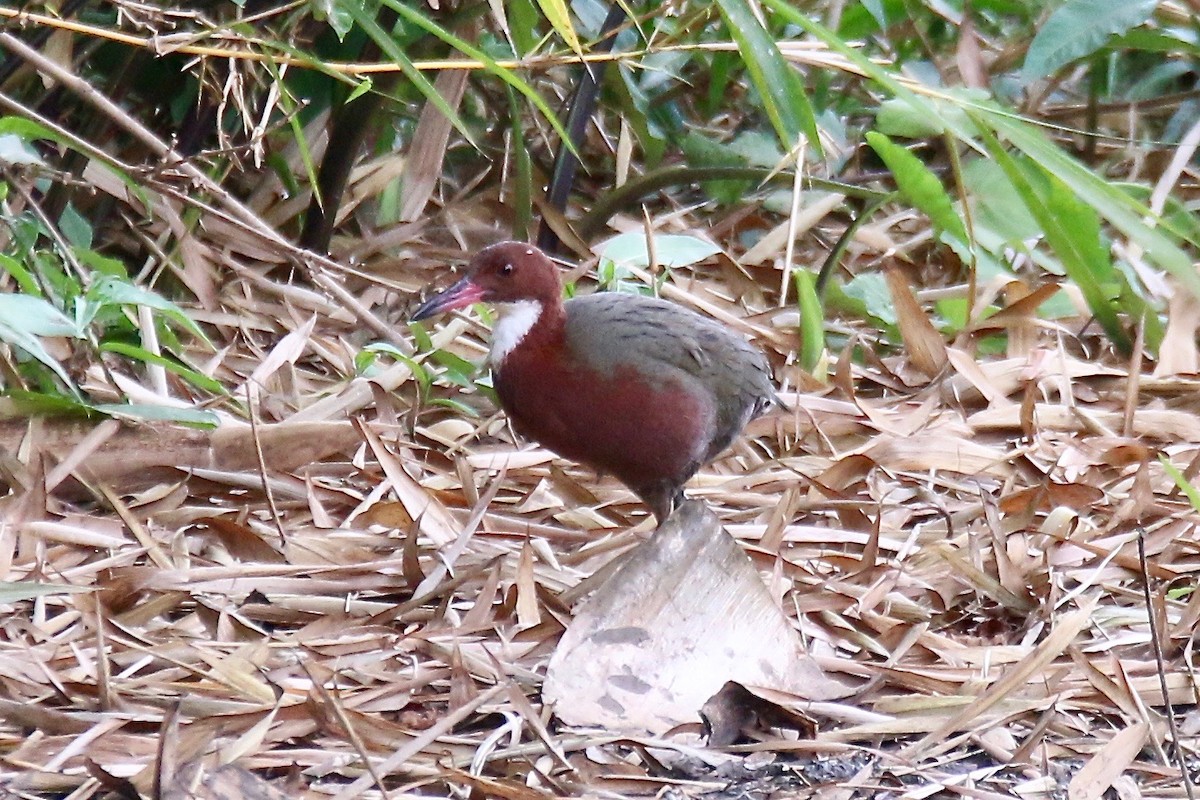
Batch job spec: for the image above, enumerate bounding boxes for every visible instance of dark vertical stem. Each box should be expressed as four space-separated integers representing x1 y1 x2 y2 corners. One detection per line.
536 3 629 255
300 8 399 253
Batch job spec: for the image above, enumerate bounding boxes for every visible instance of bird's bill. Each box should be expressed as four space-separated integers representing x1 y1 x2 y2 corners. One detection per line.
411 276 485 321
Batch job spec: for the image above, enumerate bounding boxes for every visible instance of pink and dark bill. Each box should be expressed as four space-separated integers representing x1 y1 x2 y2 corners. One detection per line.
411 276 485 321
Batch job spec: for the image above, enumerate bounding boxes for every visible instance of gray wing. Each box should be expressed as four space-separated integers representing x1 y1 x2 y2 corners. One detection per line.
564 292 774 458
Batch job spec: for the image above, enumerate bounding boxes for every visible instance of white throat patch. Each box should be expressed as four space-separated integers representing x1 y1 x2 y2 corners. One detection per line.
490 300 543 365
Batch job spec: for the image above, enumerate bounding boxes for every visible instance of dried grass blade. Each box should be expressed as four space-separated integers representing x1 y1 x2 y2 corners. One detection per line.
400 70 469 222
885 266 948 378
1066 721 1149 800
355 417 457 546
330 684 505 799
900 596 1098 759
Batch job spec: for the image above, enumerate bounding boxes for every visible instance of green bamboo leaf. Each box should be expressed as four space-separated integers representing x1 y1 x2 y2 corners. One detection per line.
0 116 71 149
866 131 968 246
794 268 824 372
535 0 582 54
0 252 41 296
3 390 94 417
979 108 1200 295
98 342 227 395
508 0 541 55
712 0 820 155
0 294 80 338
1161 457 1200 511
343 2 478 150
0 294 83 393
376 0 578 159
259 55 323 212
0 117 150 211
91 403 220 426
506 84 533 240
346 76 373 104
0 582 89 603
1022 0 1158 84
835 273 897 329
976 127 1130 351
760 0 978 145
85 276 209 343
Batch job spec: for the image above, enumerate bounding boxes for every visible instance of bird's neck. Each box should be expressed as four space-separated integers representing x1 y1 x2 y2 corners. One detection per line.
490 297 565 367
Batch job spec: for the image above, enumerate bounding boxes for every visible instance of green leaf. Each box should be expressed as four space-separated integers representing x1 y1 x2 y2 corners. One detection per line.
979 108 1200 295
373 0 580 159
432 349 479 386
866 131 968 246
838 273 896 328
341 1 478 151
794 269 824 372
362 344 431 393
0 294 84 392
428 396 479 416
681 132 752 205
311 0 356 39
0 252 41 296
508 0 541 55
761 0 980 146
409 322 434 352
0 117 148 210
1 390 95 418
346 76 373 104
860 0 888 28
1022 0 1158 84
91 403 220 426
73 248 130 279
85 276 209 342
506 84 533 240
936 297 969 332
962 158 1041 244
535 0 582 53
612 65 669 166
712 0 820 154
257 54 323 215
98 342 226 395
1113 27 1200 58
59 203 93 250
1161 456 1200 511
0 294 81 337
0 581 90 603
0 115 71 149
876 93 976 139
977 126 1130 351
599 232 721 270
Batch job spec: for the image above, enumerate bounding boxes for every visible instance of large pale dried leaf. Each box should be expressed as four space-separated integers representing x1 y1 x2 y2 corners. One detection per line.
544 501 852 734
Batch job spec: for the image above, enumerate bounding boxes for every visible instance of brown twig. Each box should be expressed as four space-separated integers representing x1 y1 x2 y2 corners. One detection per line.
1138 530 1196 800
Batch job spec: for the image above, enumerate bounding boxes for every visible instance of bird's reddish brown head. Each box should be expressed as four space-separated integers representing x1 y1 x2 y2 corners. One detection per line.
411 242 563 321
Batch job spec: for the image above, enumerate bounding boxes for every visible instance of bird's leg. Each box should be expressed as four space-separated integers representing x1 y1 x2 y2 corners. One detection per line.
638 483 687 525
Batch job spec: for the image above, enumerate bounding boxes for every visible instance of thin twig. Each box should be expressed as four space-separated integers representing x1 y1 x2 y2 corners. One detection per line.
1139 530 1196 800
247 385 287 545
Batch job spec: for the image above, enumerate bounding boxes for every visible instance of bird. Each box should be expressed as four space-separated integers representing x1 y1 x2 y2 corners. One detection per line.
411 241 776 522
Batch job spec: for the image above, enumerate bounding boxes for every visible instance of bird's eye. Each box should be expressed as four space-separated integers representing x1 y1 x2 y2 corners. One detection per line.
500 263 514 276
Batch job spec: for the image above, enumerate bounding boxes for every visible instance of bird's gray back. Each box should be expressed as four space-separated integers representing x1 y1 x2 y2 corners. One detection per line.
563 292 774 459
